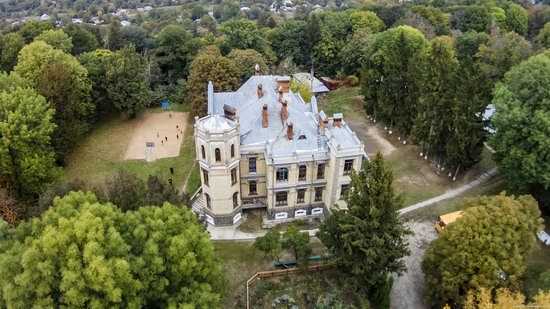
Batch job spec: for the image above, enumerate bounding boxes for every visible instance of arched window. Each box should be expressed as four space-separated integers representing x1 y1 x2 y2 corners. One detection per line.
249 181 257 195
201 145 206 159
298 165 307 181
276 168 288 182
215 148 221 162
231 144 235 158
205 193 211 209
233 192 239 208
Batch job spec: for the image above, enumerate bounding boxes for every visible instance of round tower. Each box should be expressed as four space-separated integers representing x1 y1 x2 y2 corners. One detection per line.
194 115 241 225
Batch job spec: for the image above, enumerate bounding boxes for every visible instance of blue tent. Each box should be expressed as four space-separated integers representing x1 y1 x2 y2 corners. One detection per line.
161 101 170 109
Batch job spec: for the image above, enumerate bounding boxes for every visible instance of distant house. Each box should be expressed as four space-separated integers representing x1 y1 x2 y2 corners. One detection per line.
312 4 323 9
71 18 83 24
40 13 50 21
120 20 131 27
292 73 330 100
143 5 153 11
137 7 144 12
115 9 127 16
483 104 496 133
240 6 251 12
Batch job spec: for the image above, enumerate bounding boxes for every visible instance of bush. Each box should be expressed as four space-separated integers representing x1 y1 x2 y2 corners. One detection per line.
346 75 359 87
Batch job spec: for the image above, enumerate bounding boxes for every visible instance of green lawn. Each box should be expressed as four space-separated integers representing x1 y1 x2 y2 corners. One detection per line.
320 87 498 207
64 109 200 195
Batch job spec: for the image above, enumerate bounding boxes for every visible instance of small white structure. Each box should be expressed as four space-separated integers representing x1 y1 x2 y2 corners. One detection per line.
144 5 153 11
240 6 251 12
40 13 50 21
71 18 83 24
538 230 550 246
312 3 323 9
115 9 127 16
120 20 131 27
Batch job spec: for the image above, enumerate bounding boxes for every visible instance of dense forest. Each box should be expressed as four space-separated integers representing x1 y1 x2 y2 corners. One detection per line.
0 0 549 307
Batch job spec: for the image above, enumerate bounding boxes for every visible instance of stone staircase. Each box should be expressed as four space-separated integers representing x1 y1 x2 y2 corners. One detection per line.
191 193 204 214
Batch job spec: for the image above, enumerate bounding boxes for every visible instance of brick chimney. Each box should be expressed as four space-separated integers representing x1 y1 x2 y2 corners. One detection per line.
262 104 268 128
281 100 288 124
278 88 283 102
257 83 263 98
333 113 343 127
277 77 290 93
287 122 294 140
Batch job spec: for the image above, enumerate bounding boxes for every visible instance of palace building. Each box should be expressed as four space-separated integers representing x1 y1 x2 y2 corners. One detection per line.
193 73 367 226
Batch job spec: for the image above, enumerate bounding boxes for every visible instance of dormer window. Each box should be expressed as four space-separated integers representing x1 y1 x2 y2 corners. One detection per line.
298 134 306 140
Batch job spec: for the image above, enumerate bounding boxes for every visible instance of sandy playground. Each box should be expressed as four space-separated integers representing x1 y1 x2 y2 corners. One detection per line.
124 112 189 161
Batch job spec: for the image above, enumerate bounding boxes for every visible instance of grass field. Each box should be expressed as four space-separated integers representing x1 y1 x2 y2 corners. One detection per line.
64 105 200 195
320 87 497 207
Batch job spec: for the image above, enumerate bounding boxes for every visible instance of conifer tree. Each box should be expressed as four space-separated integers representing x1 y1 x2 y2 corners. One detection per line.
318 153 410 292
106 16 124 51
412 36 458 161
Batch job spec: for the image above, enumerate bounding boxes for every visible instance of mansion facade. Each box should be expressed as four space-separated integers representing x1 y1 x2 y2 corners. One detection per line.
193 74 367 226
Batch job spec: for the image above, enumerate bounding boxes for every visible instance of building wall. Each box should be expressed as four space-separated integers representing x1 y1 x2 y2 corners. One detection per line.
239 152 268 200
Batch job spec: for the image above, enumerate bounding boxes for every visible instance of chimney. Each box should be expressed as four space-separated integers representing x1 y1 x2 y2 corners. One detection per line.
262 104 268 128
280 100 288 124
277 77 290 93
278 88 283 102
255 63 261 76
333 113 343 127
287 122 294 140
320 118 329 135
223 104 236 120
257 83 263 98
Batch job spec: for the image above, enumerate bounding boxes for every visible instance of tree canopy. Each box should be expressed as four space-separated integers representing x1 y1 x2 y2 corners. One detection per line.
422 193 543 308
0 72 59 197
0 191 224 307
490 53 550 210
34 29 74 53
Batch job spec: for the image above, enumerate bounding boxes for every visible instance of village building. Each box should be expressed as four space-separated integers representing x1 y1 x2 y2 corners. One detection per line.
193 68 367 226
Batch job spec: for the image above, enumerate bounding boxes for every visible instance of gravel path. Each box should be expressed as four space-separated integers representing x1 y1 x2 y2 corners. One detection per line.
391 220 437 309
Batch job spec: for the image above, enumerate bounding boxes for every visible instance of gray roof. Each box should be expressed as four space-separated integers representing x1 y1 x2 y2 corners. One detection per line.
205 75 364 159
292 73 330 94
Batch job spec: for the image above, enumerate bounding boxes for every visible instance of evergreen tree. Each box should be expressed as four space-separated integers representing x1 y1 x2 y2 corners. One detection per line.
106 16 124 51
412 36 458 161
361 26 430 138
318 153 411 292
78 49 114 116
106 45 150 117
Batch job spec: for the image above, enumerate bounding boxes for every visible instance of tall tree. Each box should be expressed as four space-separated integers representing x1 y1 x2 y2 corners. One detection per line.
318 154 411 292
227 49 268 81
121 26 151 54
186 48 240 116
106 45 150 117
342 28 371 76
490 53 550 211
422 194 543 308
220 19 268 55
0 191 224 307
313 11 353 76
153 25 202 84
349 10 384 33
270 20 309 65
535 22 550 49
361 26 430 138
0 73 59 198
34 29 73 53
506 3 528 36
78 49 114 116
412 36 458 163
17 20 53 43
464 288 550 308
63 24 99 55
14 41 94 161
254 229 283 262
0 33 25 72
452 5 491 33
105 16 124 51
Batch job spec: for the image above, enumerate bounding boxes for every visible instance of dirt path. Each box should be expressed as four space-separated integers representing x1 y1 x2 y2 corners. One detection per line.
124 112 189 161
347 116 396 155
391 220 437 309
399 168 498 215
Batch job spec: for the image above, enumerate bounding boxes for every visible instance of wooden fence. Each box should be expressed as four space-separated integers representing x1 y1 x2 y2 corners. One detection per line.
245 264 332 309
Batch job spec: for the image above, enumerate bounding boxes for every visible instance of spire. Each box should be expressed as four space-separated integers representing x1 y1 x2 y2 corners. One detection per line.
207 81 214 115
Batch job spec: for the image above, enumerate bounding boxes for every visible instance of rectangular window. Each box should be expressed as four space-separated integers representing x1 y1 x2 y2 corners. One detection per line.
317 164 325 180
276 168 288 182
298 165 307 181
202 169 209 186
249 157 256 173
314 187 323 202
343 159 354 175
231 168 237 185
297 189 305 203
276 191 288 206
249 181 257 195
340 184 349 200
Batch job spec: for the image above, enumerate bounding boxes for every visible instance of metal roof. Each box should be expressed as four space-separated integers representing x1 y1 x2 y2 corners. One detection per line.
292 73 330 94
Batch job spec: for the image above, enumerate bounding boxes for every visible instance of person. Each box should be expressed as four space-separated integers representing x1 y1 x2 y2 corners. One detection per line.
177 134 179 139
169 112 172 118
165 136 168 141
161 140 164 145
156 131 159 138
170 167 174 174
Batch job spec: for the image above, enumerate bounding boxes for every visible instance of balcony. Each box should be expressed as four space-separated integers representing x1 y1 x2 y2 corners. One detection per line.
241 197 267 209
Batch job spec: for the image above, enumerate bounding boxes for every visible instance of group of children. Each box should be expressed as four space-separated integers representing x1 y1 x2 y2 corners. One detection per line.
157 124 182 146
